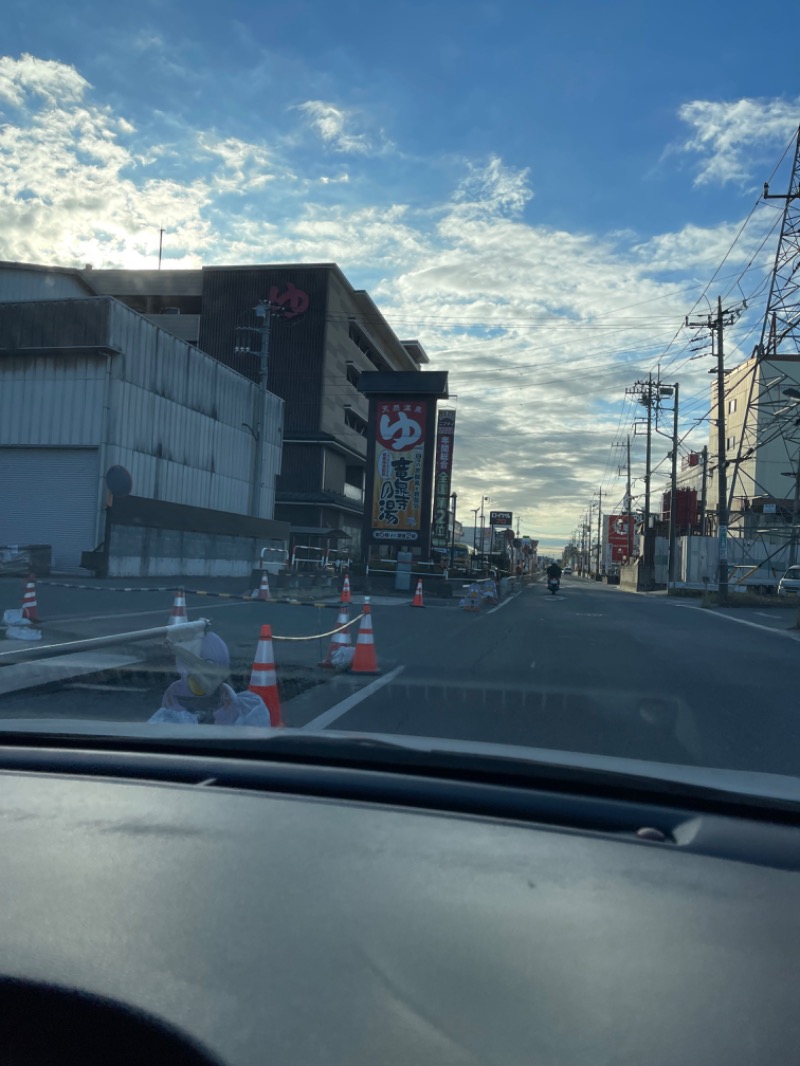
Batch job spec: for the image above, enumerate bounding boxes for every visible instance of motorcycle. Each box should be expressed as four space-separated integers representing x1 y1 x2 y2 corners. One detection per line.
547 575 560 595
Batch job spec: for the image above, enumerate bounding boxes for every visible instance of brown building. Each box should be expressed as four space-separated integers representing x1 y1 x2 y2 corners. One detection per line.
81 263 429 555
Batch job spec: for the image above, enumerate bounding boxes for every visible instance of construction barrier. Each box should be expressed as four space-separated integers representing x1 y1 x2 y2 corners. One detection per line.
167 588 188 626
459 579 499 610
20 575 40 623
319 604 353 669
30 581 342 607
351 597 380 675
247 624 283 727
254 572 271 602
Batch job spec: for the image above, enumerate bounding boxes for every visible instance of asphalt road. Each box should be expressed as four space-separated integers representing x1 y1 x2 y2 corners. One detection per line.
2 575 800 777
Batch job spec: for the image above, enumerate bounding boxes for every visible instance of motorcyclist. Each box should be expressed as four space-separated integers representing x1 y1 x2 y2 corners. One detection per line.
149 630 271 727
546 562 563 581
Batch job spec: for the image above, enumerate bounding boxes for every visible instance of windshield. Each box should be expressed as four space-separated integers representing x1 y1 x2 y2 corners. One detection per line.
2 3 800 801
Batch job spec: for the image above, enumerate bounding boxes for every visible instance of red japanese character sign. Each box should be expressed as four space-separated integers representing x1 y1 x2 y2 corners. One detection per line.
268 282 309 319
371 400 427 538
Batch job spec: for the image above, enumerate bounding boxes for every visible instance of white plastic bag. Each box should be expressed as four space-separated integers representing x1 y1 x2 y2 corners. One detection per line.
2 608 42 642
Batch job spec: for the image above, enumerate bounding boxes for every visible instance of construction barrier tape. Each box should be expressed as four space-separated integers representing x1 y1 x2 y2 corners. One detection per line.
271 613 364 642
33 582 341 607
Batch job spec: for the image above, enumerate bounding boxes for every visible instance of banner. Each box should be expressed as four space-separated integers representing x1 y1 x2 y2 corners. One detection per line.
431 409 456 546
606 514 632 562
370 399 428 542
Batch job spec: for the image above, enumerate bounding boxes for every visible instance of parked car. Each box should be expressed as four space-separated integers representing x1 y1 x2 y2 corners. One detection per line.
563 566 573 575
778 566 800 596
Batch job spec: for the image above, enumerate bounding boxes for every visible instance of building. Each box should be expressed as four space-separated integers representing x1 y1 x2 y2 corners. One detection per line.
81 264 429 556
709 351 800 538
0 263 287 575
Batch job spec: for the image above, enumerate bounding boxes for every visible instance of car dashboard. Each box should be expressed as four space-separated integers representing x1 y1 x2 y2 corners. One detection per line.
1 729 799 1065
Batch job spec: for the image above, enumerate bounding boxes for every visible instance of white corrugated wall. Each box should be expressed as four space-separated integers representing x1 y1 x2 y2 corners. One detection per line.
106 301 282 519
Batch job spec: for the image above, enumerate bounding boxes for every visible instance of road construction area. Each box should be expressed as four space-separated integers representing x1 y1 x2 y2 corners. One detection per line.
6 573 800 779
0 575 466 726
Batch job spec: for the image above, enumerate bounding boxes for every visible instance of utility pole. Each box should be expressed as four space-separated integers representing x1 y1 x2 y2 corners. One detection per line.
626 436 633 558
614 435 633 560
687 298 737 602
626 377 659 587
595 488 602 578
700 445 708 535
667 383 679 585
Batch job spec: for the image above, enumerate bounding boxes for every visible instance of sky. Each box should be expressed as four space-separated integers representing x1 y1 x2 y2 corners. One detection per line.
2 0 800 551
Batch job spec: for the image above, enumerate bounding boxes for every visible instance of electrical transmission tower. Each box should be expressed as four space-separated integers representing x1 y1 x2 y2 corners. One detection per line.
726 125 800 524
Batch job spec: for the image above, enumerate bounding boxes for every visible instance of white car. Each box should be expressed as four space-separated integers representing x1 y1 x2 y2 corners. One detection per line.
778 566 800 596
563 566 573 575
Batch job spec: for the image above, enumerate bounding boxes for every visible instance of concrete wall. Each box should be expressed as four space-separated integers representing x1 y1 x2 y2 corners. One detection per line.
107 523 260 578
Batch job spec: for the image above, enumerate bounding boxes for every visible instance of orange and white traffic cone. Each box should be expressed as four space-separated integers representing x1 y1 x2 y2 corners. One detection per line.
256 571 272 602
351 597 380 675
411 578 424 608
319 604 351 668
248 624 283 727
168 588 188 626
20 574 40 623
341 574 352 604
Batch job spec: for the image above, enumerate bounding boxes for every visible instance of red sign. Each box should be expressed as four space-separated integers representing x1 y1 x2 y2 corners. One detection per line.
268 282 309 319
371 400 427 538
606 515 632 562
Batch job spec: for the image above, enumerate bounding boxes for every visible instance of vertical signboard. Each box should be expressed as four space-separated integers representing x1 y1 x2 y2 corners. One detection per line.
369 398 428 545
606 515 632 563
431 409 457 547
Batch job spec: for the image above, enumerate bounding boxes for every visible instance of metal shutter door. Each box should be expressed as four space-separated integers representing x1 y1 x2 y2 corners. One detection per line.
0 448 99 571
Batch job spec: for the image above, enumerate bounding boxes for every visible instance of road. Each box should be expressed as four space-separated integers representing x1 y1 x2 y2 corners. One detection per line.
2 575 800 777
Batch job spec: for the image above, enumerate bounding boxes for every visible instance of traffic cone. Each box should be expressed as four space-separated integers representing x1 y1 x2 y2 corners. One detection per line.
168 588 188 626
319 604 351 668
256 571 272 601
248 624 283 727
20 574 40 623
341 574 352 604
351 597 380 675
411 578 424 607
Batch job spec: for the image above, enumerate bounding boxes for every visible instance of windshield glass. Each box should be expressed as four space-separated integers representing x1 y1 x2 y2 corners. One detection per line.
2 3 800 799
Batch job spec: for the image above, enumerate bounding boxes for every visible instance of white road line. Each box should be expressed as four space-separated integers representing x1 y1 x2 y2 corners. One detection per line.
486 591 522 615
303 665 406 730
672 605 800 639
530 660 536 670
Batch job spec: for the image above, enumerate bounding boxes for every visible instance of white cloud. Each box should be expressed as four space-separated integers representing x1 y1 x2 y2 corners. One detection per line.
0 52 87 108
294 99 391 155
0 52 772 545
676 97 800 186
453 156 533 217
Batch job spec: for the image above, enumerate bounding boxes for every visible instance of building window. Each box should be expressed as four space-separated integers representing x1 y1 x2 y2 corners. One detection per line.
726 435 736 451
344 407 367 437
346 362 361 387
727 398 738 414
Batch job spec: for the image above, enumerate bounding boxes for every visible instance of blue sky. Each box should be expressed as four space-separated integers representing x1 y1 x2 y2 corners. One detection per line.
2 0 800 548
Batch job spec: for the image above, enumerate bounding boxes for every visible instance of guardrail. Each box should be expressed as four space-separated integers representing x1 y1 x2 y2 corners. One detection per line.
0 620 209 665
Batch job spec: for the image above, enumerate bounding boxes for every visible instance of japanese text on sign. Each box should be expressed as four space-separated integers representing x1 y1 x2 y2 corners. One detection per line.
372 400 427 535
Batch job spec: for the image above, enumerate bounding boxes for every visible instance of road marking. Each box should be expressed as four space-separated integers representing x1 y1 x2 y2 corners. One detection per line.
575 612 603 617
530 660 536 670
486 591 522 615
303 665 406 730
672 605 800 639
